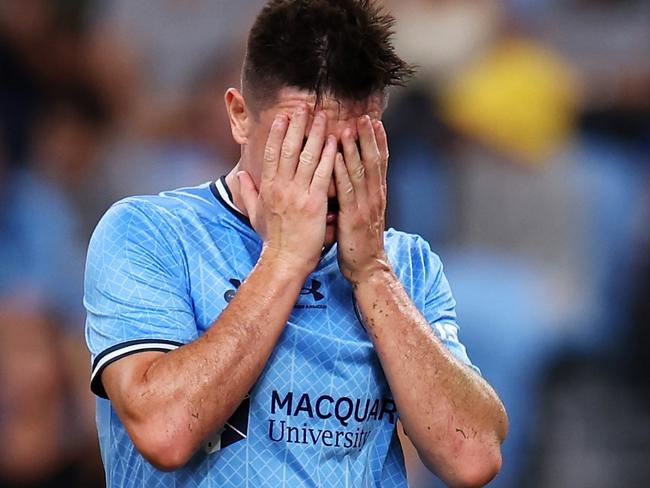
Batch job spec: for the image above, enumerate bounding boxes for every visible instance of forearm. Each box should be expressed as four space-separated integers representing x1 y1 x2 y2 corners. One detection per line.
109 249 307 468
109 104 338 469
354 268 508 487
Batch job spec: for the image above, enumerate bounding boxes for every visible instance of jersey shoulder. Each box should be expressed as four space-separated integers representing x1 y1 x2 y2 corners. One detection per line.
383 228 444 278
112 181 220 220
91 182 221 240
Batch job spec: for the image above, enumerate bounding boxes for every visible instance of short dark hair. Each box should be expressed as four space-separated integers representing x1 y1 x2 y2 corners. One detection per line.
242 0 414 111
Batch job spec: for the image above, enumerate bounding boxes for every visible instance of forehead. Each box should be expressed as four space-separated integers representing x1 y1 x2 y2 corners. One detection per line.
258 87 385 123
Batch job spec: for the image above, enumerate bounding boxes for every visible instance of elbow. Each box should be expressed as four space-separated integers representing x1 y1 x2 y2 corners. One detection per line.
140 443 192 472
128 421 196 471
445 404 509 487
448 447 502 488
420 440 503 488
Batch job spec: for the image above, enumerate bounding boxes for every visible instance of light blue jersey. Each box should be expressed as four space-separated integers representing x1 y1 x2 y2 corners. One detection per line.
84 177 476 487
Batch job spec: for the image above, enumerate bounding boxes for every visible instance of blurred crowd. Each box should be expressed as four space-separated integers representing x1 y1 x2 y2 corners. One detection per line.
0 0 648 487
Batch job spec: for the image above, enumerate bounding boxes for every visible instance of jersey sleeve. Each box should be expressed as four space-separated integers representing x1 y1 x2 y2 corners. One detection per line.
419 240 479 374
84 200 198 398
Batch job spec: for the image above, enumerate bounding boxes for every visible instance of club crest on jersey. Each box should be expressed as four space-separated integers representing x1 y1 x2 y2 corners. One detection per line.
204 394 250 454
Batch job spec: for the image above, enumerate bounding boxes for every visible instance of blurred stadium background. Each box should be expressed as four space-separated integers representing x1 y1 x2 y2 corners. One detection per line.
0 0 648 486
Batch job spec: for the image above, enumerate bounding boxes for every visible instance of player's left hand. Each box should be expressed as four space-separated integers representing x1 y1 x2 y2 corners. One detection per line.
335 115 391 285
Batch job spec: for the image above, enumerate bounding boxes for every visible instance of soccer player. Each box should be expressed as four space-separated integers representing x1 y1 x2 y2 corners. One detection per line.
84 1 508 486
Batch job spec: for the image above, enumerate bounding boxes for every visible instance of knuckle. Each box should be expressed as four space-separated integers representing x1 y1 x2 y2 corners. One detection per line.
299 150 315 166
313 167 328 180
290 116 303 128
281 145 298 160
264 146 276 162
354 165 365 179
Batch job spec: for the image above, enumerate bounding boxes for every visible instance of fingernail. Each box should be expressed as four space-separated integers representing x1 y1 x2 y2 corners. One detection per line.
296 105 306 115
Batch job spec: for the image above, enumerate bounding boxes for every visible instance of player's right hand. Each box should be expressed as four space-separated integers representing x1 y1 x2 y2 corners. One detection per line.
237 104 336 276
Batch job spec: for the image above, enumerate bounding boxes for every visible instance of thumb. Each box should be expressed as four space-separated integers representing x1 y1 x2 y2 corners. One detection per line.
236 171 258 223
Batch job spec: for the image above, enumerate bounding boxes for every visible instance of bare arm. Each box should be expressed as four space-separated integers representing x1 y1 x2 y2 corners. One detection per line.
353 270 507 488
102 253 307 470
100 104 337 470
334 116 508 487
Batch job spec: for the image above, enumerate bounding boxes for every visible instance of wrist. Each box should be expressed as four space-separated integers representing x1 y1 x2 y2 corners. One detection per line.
258 245 316 281
346 256 393 289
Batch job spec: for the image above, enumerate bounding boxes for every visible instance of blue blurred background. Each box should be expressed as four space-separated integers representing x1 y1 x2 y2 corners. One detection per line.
0 1 648 486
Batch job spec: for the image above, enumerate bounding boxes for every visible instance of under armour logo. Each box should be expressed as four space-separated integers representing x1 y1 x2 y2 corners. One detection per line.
300 279 324 302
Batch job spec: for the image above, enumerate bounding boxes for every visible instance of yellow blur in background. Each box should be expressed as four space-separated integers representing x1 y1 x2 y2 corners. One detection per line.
442 38 580 164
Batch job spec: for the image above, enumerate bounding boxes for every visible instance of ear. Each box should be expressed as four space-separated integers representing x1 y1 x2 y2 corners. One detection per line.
225 88 251 145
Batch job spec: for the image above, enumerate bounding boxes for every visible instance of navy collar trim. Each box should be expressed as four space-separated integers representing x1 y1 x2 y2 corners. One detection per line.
210 176 253 228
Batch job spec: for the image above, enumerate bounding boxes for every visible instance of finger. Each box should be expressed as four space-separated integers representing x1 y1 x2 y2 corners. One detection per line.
278 104 309 179
341 127 367 200
236 171 259 222
262 114 289 185
357 115 381 189
334 152 356 210
295 110 327 186
373 119 389 186
310 134 337 195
